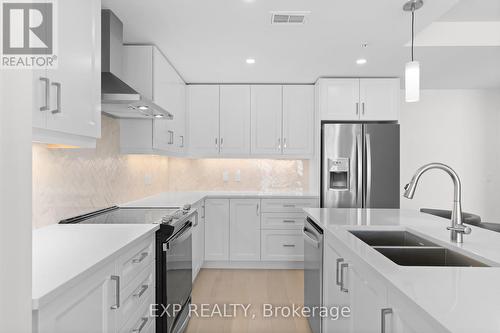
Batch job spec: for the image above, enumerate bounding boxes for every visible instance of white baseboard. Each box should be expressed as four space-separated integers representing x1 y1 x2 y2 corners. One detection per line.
202 261 304 270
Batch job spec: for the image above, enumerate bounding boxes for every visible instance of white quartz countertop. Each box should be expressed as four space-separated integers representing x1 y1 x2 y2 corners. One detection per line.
32 224 159 310
122 191 318 208
304 208 500 333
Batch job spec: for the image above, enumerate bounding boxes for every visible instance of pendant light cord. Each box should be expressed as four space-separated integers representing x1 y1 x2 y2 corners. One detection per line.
411 10 415 61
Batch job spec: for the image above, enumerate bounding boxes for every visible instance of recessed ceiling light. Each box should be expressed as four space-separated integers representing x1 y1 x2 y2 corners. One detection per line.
137 105 149 110
246 58 256 64
356 58 367 65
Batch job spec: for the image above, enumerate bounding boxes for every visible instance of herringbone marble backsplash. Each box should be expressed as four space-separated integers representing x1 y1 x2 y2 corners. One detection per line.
32 116 170 228
33 116 309 228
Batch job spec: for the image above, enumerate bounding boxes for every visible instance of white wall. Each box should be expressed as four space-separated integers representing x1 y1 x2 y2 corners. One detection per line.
400 89 500 222
0 71 32 332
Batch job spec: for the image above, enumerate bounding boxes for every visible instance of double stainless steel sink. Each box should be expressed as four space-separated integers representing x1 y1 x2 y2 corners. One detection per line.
349 230 489 267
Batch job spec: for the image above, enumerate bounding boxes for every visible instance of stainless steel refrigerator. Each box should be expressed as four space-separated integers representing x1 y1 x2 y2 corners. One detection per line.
321 123 400 208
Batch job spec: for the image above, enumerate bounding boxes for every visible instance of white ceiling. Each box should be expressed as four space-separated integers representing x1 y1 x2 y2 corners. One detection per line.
102 0 500 89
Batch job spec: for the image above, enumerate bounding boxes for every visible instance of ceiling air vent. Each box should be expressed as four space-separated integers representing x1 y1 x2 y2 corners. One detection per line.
271 11 310 25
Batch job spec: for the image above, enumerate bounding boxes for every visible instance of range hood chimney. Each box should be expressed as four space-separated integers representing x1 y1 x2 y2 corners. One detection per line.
101 9 173 119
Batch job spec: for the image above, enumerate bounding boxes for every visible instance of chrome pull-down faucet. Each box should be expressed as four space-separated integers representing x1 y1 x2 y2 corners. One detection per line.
403 163 472 243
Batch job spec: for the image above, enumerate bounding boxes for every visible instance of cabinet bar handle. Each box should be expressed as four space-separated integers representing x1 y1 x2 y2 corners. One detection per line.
132 252 149 264
110 275 120 309
336 258 344 286
356 102 359 115
256 204 260 215
283 244 296 247
133 284 149 298
278 138 281 150
179 135 184 148
215 137 218 150
40 77 50 111
340 262 348 293
51 82 61 114
362 102 366 115
167 130 174 145
381 308 393 333
283 138 287 149
283 220 296 223
283 204 295 208
132 317 149 333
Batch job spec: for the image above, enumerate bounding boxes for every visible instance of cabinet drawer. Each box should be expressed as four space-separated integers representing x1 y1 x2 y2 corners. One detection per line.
118 264 155 329
261 198 318 213
261 230 304 261
142 316 156 333
119 293 155 333
261 213 305 230
117 236 155 290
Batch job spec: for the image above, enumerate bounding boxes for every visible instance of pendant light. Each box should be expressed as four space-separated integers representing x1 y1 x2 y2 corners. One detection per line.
403 0 423 103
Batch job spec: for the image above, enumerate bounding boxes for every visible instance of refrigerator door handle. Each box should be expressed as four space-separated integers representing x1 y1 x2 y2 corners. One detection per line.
356 134 363 207
365 133 372 207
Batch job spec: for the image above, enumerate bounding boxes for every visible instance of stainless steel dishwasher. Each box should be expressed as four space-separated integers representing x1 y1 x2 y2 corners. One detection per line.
304 217 324 333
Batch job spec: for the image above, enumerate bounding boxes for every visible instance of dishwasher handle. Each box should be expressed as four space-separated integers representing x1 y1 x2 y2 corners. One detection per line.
303 227 320 248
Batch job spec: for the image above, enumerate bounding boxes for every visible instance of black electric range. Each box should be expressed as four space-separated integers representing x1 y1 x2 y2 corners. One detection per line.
59 205 197 333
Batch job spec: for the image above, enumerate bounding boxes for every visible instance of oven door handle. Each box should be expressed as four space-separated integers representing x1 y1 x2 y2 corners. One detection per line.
163 222 192 251
192 211 199 227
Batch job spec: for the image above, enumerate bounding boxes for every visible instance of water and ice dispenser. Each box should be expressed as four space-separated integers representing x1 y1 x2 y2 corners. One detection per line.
328 158 350 191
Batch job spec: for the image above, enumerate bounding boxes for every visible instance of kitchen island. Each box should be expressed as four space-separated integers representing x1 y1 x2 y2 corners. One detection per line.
304 208 500 333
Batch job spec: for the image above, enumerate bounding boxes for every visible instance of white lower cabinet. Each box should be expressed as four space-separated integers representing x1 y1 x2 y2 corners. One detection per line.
203 197 316 266
349 263 388 333
261 198 318 213
322 242 350 333
261 212 304 230
35 264 116 333
387 288 448 333
33 235 156 333
229 199 261 261
261 230 304 261
118 293 155 333
204 199 230 261
323 239 446 333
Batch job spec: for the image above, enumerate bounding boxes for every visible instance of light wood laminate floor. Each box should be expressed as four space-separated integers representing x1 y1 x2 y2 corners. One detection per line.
186 269 312 333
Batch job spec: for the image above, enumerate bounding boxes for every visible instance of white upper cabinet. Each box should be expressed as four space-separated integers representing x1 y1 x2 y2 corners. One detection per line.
188 85 220 156
152 47 186 154
219 85 251 156
318 78 400 121
250 85 283 155
250 85 314 158
282 85 314 156
318 79 360 121
32 0 101 147
188 85 251 157
186 84 316 158
359 78 400 121
120 45 187 155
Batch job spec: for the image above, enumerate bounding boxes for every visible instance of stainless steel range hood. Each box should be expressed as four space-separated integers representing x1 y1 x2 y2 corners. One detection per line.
101 9 173 119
